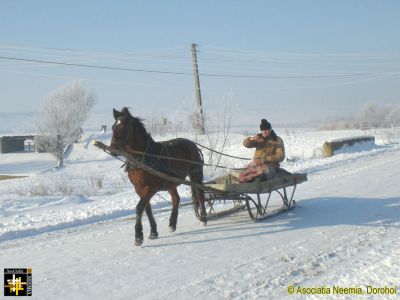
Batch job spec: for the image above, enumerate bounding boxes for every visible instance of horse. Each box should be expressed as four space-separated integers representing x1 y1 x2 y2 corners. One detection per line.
110 107 207 246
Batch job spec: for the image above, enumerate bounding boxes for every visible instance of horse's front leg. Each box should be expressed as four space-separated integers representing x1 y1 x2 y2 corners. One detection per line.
135 193 154 246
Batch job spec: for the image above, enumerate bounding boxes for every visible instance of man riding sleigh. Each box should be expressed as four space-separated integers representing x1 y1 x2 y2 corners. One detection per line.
238 119 285 182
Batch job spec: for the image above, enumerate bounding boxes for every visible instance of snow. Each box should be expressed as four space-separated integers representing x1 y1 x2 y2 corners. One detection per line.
0 152 57 176
0 127 399 299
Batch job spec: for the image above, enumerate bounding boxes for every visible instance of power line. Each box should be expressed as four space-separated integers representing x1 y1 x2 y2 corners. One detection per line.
2 43 400 81
4 43 399 68
4 43 400 59
0 56 193 76
2 55 398 79
0 68 195 89
0 44 191 61
202 45 400 59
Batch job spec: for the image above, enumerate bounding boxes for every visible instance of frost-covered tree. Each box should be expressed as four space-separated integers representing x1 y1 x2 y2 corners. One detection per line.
360 102 400 128
360 102 390 128
37 81 96 166
385 106 400 127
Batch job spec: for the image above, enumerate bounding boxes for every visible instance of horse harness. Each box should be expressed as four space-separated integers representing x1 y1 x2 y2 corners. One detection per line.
124 140 172 175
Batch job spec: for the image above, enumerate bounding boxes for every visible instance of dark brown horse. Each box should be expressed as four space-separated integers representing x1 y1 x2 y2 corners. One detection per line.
110 107 207 246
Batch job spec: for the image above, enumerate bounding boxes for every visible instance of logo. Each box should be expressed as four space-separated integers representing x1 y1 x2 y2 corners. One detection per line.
4 268 32 296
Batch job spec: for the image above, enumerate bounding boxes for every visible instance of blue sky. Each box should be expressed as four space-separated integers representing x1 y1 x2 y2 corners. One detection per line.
1 0 399 126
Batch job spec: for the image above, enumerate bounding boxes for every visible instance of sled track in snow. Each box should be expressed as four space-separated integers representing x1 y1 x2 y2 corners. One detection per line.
156 222 400 299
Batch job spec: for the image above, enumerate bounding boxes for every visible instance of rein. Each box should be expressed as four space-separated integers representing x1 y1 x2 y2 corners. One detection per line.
118 147 246 170
194 142 252 161
93 141 224 193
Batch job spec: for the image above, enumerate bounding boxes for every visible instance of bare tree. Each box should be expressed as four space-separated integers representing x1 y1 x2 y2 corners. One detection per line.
37 81 96 166
199 94 234 178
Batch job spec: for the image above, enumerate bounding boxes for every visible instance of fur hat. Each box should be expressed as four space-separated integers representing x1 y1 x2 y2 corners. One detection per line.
260 119 272 130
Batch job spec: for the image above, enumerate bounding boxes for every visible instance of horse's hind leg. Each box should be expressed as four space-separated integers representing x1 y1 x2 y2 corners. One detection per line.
145 204 158 240
168 187 180 232
194 186 207 225
190 171 207 225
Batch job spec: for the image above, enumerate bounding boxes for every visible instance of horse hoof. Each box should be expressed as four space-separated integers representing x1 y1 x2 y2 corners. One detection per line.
200 221 207 227
169 226 176 232
134 237 144 246
149 232 158 240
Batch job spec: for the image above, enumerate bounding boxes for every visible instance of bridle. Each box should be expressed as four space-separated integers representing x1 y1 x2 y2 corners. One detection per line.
111 117 132 150
112 116 151 159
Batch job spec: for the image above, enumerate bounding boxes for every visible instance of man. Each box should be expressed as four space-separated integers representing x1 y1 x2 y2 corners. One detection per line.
238 119 285 182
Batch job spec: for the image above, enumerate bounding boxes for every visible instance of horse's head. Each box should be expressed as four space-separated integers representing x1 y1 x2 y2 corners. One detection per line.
110 107 132 151
110 107 149 154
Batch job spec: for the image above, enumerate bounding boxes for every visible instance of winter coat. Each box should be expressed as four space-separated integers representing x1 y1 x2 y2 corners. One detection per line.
242 130 285 168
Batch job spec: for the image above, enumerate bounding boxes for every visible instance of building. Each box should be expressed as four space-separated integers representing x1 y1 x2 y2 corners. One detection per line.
0 135 41 153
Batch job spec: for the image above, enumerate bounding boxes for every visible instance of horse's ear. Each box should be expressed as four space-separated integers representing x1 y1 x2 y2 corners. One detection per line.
113 108 120 120
122 107 130 115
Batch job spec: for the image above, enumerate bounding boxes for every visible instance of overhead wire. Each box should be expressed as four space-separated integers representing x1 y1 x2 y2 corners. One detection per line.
0 68 196 90
1 54 398 79
0 44 399 91
202 45 400 59
0 44 191 64
0 56 194 76
3 43 400 68
0 44 190 70
0 44 194 74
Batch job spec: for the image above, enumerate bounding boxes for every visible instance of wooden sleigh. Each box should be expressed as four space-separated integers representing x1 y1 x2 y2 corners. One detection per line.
201 169 307 221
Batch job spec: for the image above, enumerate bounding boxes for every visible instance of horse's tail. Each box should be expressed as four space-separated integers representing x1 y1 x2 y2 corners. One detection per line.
189 145 207 223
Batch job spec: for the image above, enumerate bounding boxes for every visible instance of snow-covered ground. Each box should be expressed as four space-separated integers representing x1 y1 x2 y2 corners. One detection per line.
0 152 57 176
0 127 399 299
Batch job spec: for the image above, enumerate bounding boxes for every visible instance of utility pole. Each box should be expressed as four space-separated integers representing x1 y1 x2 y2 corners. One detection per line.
191 43 205 135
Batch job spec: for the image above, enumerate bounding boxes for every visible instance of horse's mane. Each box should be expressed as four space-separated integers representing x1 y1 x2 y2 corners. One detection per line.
122 107 154 143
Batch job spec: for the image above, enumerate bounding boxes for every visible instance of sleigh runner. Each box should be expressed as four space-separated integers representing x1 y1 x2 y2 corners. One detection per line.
94 140 307 222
